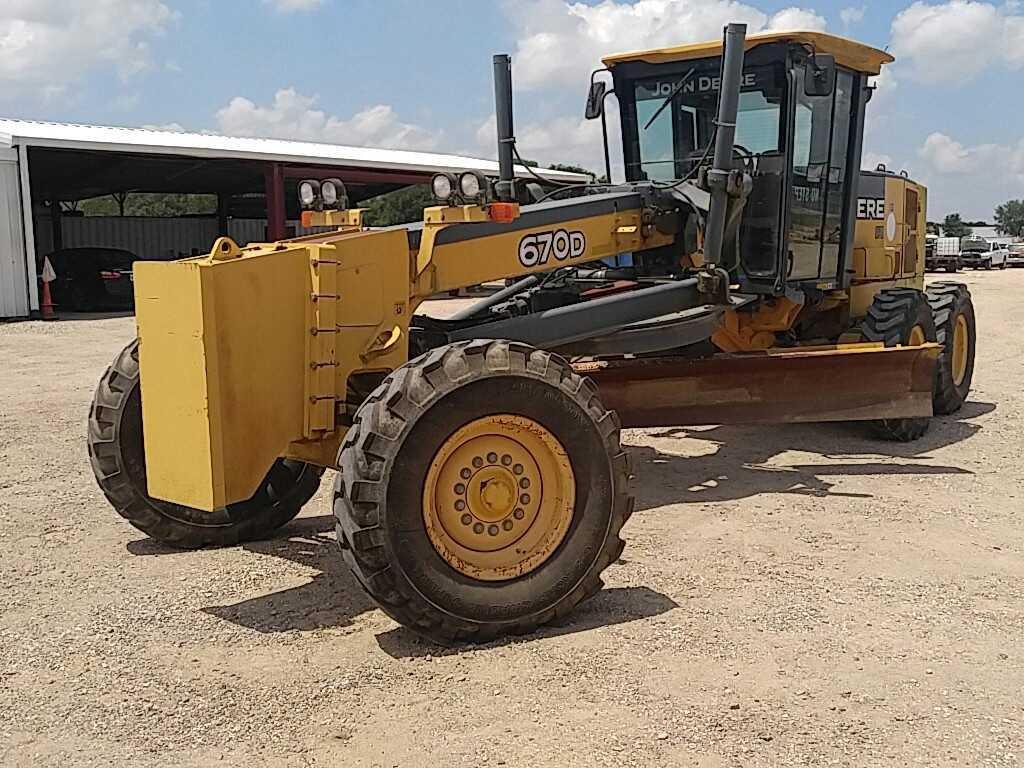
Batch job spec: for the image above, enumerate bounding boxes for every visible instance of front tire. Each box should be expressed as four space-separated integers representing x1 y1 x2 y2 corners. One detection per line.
88 340 324 548
333 340 632 645
927 282 976 415
860 289 938 441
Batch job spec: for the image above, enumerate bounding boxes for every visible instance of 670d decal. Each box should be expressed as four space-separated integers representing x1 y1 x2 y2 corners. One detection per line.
518 229 587 267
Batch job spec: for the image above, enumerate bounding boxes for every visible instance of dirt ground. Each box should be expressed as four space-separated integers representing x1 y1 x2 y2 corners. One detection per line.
2 270 1022 767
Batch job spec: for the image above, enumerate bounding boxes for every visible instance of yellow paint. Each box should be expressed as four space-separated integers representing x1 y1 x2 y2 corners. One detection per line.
952 313 969 386
135 245 311 510
711 297 804 352
413 209 673 299
603 30 893 75
302 208 364 229
421 414 575 581
849 174 927 319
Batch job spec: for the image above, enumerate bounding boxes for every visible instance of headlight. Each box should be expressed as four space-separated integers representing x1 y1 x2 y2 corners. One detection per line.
431 172 457 203
298 179 320 209
321 177 347 209
458 171 489 202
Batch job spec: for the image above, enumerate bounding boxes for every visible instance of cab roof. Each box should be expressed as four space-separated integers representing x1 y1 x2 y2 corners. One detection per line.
602 30 894 76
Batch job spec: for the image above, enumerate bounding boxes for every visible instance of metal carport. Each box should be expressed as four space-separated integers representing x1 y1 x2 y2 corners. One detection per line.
0 119 584 319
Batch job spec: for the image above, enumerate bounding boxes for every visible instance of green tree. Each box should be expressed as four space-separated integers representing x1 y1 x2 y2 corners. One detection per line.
547 163 597 181
79 193 216 217
942 213 972 238
994 199 1024 237
359 184 434 227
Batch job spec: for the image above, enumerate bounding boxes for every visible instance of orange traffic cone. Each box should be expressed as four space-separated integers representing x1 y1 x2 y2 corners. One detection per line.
40 280 56 320
41 256 57 321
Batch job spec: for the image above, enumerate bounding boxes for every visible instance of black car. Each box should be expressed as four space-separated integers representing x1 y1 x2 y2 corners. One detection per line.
45 247 137 311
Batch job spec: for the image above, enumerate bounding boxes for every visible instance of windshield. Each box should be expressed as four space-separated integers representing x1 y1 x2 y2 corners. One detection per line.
631 62 785 181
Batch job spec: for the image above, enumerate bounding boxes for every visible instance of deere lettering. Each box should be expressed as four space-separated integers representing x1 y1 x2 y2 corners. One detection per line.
643 72 757 99
856 197 886 220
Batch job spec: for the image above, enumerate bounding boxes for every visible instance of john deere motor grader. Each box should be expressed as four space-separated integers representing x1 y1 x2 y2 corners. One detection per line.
89 24 976 644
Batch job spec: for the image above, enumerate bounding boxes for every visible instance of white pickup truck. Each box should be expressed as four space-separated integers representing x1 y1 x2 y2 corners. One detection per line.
960 236 1008 270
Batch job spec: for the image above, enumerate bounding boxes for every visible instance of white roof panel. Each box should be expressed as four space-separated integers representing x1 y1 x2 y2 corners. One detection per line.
0 118 588 182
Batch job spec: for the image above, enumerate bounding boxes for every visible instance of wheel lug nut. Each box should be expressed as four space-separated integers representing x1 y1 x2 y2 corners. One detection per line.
454 483 466 494
513 508 525 520
512 463 524 475
519 478 530 489
501 454 512 466
487 524 499 536
460 468 472 479
455 499 466 511
473 522 485 534
502 519 514 531
461 514 473 526
486 452 498 464
472 456 483 468
520 493 530 505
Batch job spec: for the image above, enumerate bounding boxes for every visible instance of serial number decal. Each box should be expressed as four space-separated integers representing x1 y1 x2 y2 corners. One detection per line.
518 229 587 267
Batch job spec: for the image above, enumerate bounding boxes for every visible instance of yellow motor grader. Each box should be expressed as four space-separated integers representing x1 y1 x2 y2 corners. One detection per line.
89 24 976 644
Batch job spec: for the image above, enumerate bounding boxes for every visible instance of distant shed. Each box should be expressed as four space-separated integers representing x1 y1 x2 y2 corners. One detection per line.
0 119 585 319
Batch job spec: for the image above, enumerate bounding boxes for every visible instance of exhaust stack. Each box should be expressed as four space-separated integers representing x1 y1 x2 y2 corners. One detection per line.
493 54 516 201
703 22 747 267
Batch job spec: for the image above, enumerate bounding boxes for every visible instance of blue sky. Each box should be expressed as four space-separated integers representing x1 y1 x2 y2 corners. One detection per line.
1 0 1021 219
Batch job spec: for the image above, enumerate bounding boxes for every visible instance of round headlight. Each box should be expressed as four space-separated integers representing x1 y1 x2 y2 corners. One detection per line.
321 182 338 207
321 177 347 208
458 171 487 201
431 173 456 203
298 180 319 209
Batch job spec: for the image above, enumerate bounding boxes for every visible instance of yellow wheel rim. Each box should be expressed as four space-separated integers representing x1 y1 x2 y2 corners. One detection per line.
908 324 926 346
951 313 969 387
422 414 575 582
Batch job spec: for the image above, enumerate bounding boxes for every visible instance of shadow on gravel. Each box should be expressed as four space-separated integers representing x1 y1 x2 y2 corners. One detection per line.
185 515 379 633
631 401 993 510
52 310 135 321
374 585 679 658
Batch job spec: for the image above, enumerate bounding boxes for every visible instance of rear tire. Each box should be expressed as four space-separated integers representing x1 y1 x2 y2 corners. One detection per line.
926 282 976 415
333 339 632 645
860 288 937 441
88 340 324 548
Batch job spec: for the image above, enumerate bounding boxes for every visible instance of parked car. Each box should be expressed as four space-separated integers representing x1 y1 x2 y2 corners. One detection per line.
1008 243 1024 267
960 246 1009 270
45 247 137 311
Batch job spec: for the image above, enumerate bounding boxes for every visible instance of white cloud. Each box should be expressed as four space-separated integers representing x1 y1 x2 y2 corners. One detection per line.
506 0 826 91
916 131 1024 217
215 88 441 150
264 0 324 12
766 7 828 30
861 151 893 171
0 0 174 96
474 105 620 178
919 132 976 173
840 5 865 26
890 1 1024 84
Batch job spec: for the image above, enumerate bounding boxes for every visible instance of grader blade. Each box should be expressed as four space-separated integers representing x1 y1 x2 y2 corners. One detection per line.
575 343 941 428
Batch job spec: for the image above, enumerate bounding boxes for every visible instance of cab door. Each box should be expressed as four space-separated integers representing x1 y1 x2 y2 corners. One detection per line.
786 68 855 287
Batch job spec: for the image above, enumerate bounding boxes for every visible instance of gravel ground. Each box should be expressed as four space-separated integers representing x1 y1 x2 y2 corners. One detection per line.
2 270 1022 767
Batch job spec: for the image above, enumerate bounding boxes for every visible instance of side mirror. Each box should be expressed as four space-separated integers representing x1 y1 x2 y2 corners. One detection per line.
804 54 836 97
585 80 607 120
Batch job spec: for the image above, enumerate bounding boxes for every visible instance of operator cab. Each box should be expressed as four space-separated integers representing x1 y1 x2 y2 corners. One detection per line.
600 32 892 296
